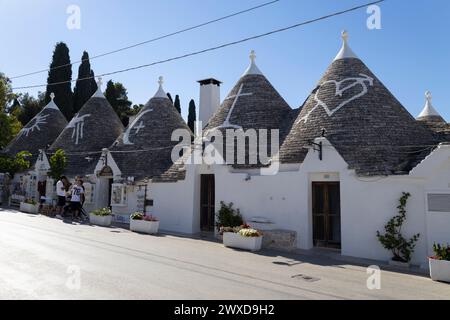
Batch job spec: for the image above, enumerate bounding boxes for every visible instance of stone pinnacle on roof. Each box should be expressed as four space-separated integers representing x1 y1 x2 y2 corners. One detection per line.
92 77 105 98
333 30 359 61
242 50 263 77
44 92 59 110
418 91 442 119
153 76 168 98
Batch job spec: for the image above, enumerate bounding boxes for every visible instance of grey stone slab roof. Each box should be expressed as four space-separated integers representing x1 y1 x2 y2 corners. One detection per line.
109 97 192 181
203 73 292 168
279 57 439 176
2 105 67 163
49 96 124 176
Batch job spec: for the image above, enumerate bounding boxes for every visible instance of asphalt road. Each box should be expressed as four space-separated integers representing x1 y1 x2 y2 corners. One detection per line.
0 208 449 300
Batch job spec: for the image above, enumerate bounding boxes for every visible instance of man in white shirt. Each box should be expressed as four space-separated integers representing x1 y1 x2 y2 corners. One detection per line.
56 176 68 217
64 179 85 220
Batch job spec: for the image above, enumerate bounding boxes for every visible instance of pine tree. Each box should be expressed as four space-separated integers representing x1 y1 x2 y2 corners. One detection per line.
104 80 132 127
174 95 181 113
45 42 73 120
73 51 97 114
187 99 196 133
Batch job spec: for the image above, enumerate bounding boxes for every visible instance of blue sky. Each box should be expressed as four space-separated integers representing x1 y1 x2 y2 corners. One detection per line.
1 0 449 121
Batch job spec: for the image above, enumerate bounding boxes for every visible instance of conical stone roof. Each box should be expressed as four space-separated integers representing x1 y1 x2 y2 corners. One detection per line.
2 93 68 162
203 50 291 167
49 78 124 176
279 32 438 176
110 77 192 181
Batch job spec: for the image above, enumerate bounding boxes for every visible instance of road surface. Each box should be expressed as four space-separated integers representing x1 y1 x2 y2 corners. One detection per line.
0 208 449 299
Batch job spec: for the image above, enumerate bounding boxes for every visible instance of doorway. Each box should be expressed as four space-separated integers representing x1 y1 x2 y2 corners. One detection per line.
200 174 215 231
312 182 341 249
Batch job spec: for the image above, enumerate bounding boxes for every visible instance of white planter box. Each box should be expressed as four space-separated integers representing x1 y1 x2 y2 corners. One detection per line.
19 202 39 214
89 214 112 227
223 232 263 252
130 219 159 234
429 258 450 283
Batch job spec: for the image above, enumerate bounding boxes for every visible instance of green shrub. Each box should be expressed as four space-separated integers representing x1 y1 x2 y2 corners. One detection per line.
432 243 450 261
91 207 112 216
216 201 243 230
376 192 420 263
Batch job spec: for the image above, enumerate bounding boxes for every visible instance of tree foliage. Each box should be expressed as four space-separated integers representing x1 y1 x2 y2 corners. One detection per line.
48 149 67 180
187 99 196 133
0 73 22 148
376 192 420 263
73 51 97 114
0 151 32 177
104 80 132 127
16 92 45 126
45 42 73 120
174 94 181 113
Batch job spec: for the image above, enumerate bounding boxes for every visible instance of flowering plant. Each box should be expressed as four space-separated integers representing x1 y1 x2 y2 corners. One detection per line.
131 212 158 222
431 243 450 261
24 198 37 205
91 207 112 216
142 214 159 222
220 223 262 237
238 228 262 238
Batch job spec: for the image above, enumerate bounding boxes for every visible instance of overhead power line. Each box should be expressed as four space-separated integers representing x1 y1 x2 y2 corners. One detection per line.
9 0 281 80
12 0 385 90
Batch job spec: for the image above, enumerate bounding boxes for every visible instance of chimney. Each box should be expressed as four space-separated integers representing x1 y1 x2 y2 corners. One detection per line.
198 78 221 128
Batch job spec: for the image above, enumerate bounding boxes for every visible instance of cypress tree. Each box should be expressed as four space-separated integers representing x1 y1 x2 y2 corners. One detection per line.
73 51 97 114
187 99 196 133
166 92 173 103
174 95 181 113
104 80 132 127
45 42 73 120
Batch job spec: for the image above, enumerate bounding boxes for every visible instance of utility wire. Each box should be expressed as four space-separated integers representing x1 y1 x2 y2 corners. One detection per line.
9 0 280 80
12 0 385 90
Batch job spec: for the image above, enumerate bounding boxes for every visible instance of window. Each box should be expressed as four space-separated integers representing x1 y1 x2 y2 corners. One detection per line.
111 183 127 206
427 194 450 212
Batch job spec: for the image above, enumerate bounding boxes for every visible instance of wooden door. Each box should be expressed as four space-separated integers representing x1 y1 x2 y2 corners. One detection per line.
200 175 215 231
312 182 341 248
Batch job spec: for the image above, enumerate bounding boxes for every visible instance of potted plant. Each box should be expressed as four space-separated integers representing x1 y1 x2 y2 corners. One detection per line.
130 212 159 234
215 201 244 239
89 207 113 227
222 224 263 252
429 243 450 283
20 199 39 214
376 192 420 268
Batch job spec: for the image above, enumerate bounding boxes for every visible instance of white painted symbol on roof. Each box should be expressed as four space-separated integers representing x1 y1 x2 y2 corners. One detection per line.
298 73 374 124
17 113 50 138
123 109 153 145
218 83 253 129
68 113 91 145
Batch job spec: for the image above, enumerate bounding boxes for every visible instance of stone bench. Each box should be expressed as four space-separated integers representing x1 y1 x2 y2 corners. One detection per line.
261 229 297 252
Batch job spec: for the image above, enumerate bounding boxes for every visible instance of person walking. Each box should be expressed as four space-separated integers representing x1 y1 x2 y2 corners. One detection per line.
55 176 68 218
64 179 85 221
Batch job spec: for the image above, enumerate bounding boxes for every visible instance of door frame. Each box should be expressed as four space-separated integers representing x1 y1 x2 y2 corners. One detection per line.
200 174 215 232
311 181 341 249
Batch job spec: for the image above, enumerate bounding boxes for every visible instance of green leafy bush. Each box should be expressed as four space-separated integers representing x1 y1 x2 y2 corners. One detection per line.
376 192 420 263
216 202 243 230
91 207 112 216
432 243 450 261
0 151 31 177
24 198 37 205
48 149 67 180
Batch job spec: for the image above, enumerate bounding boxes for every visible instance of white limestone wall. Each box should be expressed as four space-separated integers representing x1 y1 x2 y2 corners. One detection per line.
151 166 199 234
146 139 450 266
